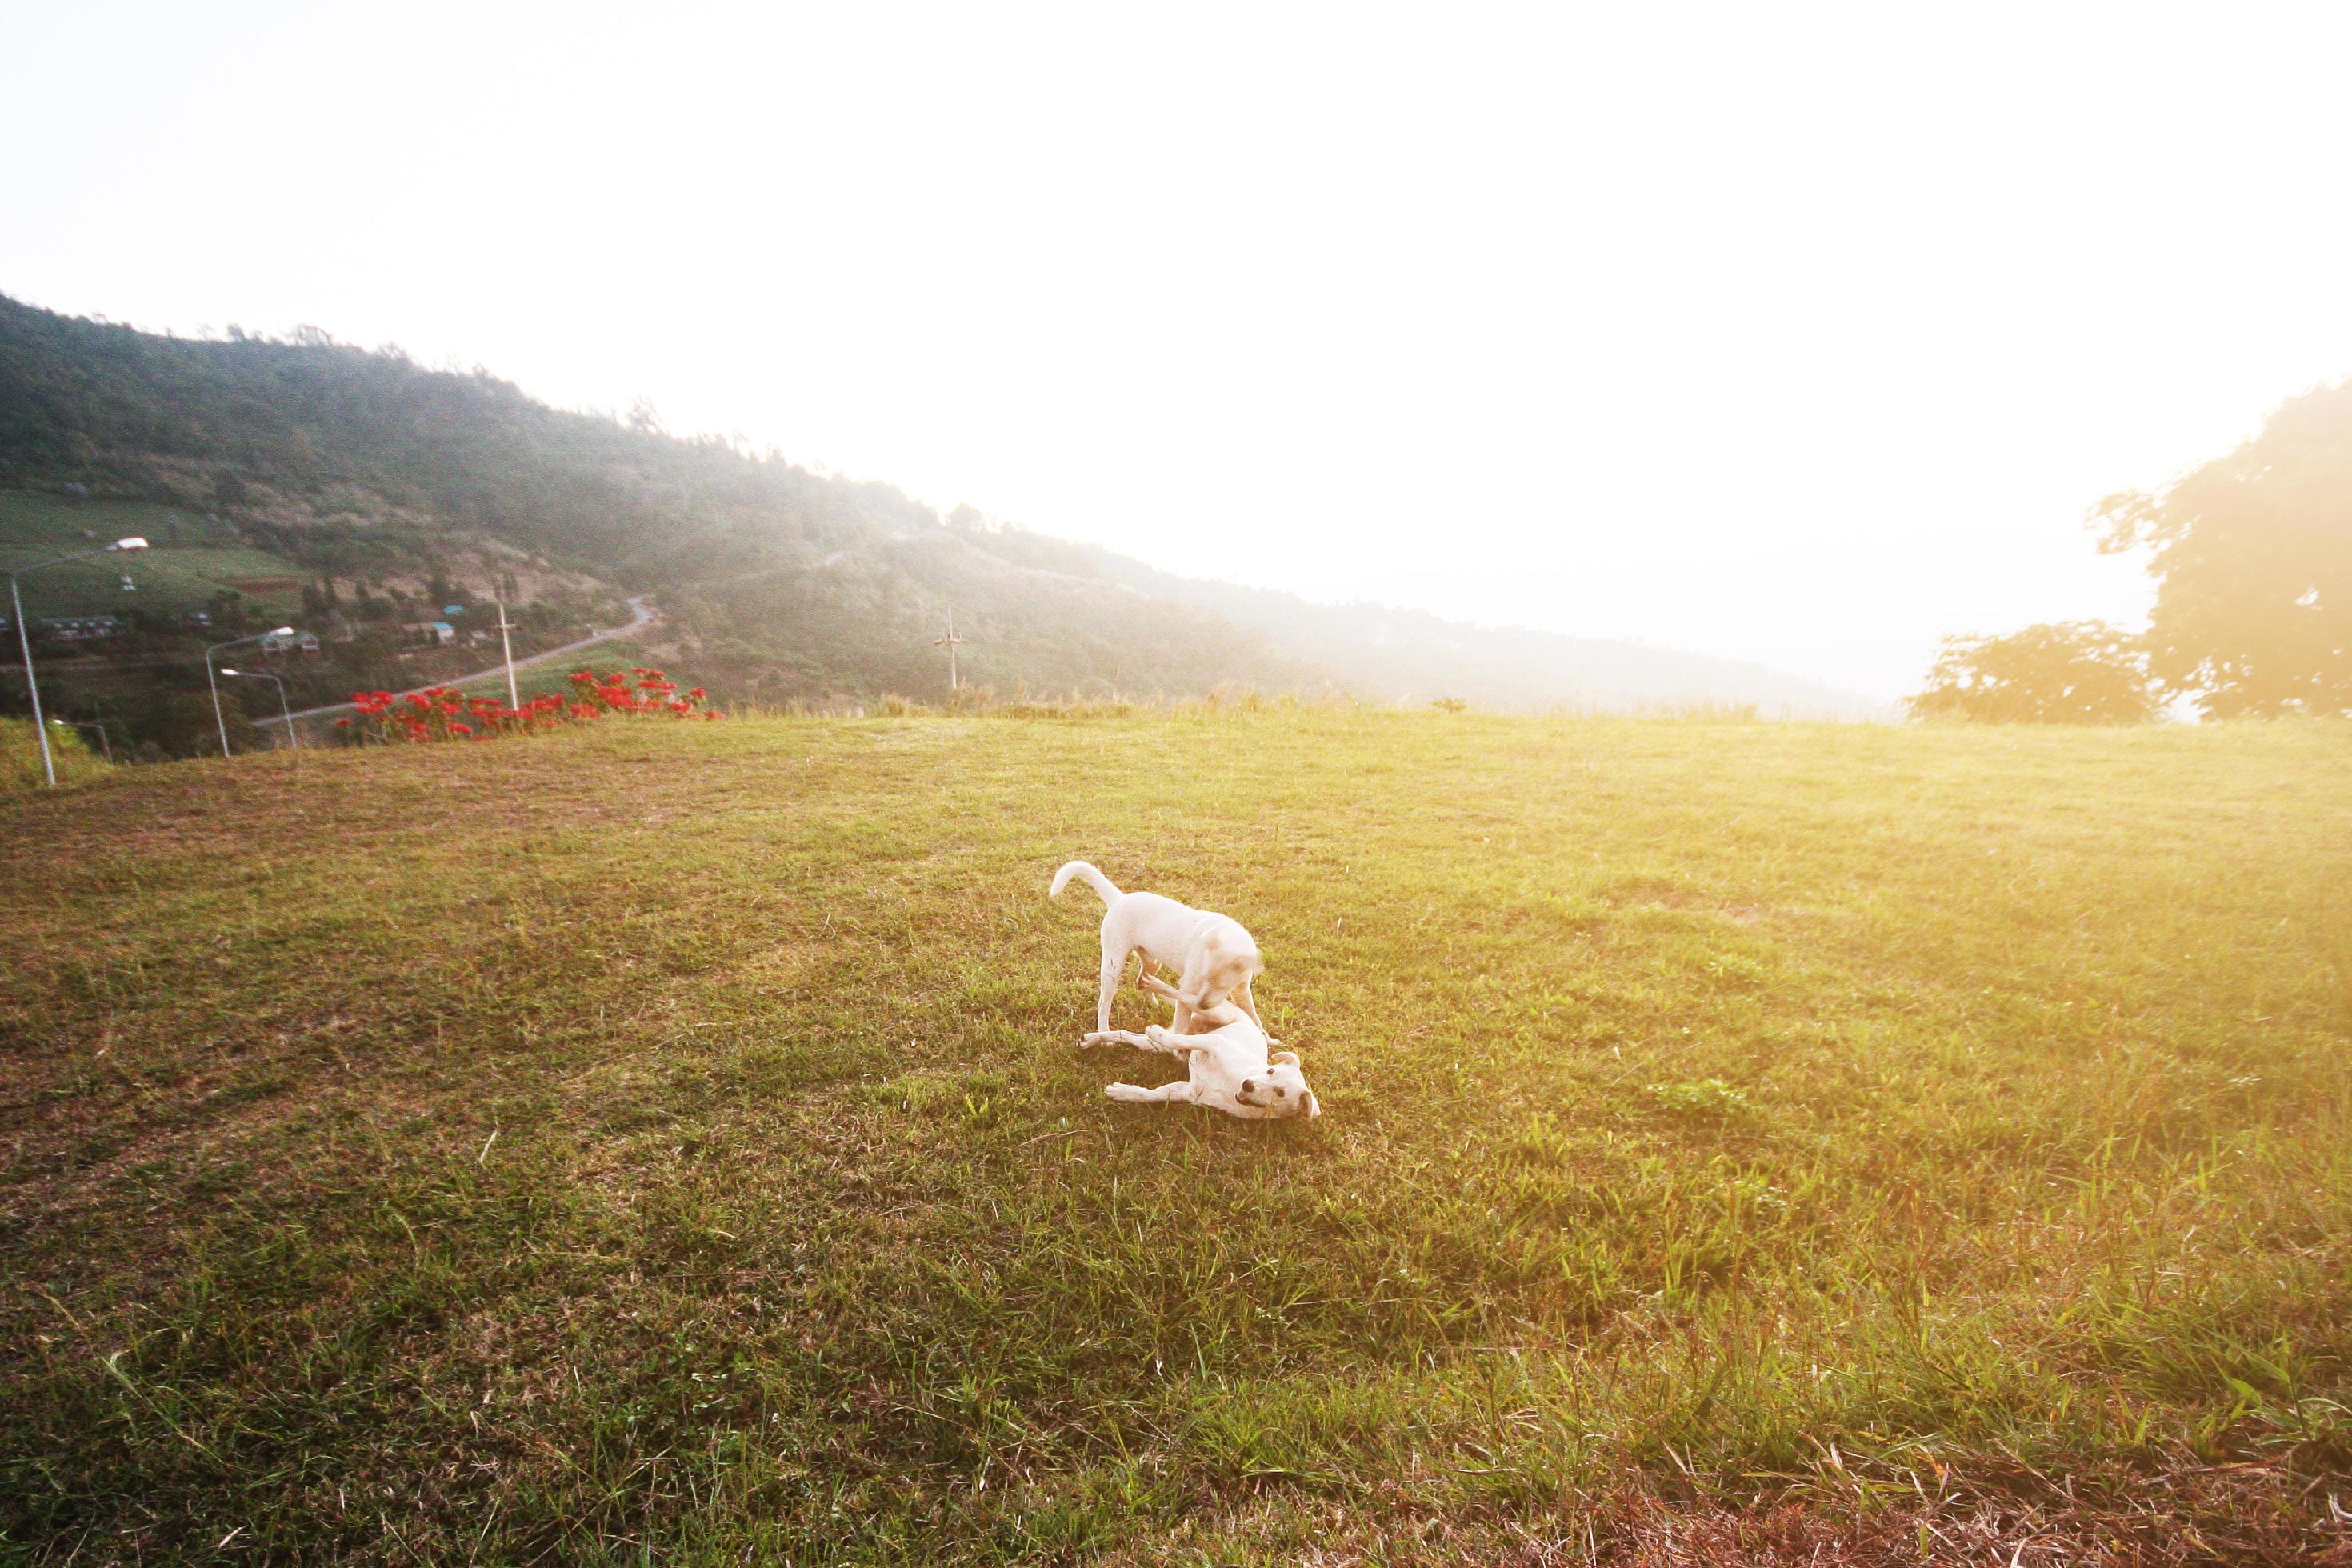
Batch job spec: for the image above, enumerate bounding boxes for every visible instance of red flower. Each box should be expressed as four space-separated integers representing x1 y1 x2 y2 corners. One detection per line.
334 718 353 728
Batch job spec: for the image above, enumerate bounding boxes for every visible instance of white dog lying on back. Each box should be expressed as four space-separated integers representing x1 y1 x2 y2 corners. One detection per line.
1050 859 1264 1036
1084 974 1320 1120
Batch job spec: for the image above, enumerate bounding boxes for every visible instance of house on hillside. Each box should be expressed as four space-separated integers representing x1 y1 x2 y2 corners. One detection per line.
402 621 457 647
260 629 322 656
46 615 122 641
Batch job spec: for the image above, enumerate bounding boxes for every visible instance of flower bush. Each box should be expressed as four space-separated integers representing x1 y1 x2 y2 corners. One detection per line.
335 668 721 743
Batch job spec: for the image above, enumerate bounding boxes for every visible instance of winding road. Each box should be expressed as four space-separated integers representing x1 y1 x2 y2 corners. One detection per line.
258 594 658 730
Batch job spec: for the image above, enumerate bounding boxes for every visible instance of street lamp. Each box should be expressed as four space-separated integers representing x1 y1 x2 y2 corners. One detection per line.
5 536 147 786
218 667 298 750
50 716 116 764
206 626 296 758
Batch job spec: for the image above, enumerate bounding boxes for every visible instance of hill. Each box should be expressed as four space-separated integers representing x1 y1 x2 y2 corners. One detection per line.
1 713 2344 1560
1 294 1885 718
0 490 309 622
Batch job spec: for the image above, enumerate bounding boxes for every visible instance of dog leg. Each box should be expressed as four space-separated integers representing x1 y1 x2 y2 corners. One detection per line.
1172 954 1228 1035
1136 972 1196 1030
1234 974 1263 1030
1084 1028 1199 1060
1095 948 1126 1035
1105 1080 1198 1106
1143 1024 1210 1058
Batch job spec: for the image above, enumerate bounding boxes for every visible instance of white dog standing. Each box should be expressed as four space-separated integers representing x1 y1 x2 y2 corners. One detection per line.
1085 974 1320 1120
1049 860 1265 1035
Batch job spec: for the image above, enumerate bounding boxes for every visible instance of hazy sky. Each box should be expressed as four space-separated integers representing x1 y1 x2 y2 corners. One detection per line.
7 2 2350 698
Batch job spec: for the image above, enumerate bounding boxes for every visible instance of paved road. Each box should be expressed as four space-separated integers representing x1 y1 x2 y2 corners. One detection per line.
258 594 658 729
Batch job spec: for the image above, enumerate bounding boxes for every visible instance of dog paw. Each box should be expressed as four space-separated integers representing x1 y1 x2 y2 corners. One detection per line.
1103 1082 1148 1102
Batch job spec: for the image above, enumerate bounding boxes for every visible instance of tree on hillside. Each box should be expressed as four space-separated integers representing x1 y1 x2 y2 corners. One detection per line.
2092 380 2352 718
1907 622 2158 724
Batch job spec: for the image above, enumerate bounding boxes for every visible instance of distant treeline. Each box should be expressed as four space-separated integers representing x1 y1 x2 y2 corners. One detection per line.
1910 378 2352 722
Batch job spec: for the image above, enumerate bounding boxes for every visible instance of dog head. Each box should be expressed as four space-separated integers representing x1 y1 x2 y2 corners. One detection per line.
1237 1050 1321 1119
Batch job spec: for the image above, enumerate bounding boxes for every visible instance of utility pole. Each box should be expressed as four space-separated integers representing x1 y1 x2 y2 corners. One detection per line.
934 610 966 692
494 596 520 709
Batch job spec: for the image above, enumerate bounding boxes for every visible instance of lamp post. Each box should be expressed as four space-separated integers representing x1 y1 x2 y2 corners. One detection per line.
218 667 298 750
51 716 116 764
206 626 296 758
5 536 148 787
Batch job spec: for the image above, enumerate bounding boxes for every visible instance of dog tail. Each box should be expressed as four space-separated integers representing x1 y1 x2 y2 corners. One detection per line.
1050 860 1121 905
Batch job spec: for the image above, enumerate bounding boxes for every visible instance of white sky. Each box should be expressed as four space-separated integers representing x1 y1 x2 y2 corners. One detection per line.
6 2 2350 698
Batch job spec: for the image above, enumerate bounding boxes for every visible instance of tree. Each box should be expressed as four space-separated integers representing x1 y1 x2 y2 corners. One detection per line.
2092 380 2352 717
1908 621 2158 724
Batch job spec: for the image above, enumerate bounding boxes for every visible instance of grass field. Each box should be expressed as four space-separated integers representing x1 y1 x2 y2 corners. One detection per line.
1 490 306 621
2 714 2347 1564
0 718 106 790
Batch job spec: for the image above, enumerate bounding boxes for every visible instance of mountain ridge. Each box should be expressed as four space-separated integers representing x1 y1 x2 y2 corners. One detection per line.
1 292 1887 718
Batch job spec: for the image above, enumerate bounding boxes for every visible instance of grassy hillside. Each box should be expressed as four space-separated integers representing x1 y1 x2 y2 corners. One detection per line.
0 715 106 789
0 490 307 621
0 297 1338 709
2 717 2346 1562
0 478 641 758
3 295 1882 714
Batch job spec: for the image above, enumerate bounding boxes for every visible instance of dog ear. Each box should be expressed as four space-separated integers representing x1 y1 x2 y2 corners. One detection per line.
1271 1050 1299 1068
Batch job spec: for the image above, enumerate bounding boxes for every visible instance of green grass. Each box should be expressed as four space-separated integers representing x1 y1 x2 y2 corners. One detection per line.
0 490 306 620
440 640 661 705
2 713 2347 1563
0 717 107 790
